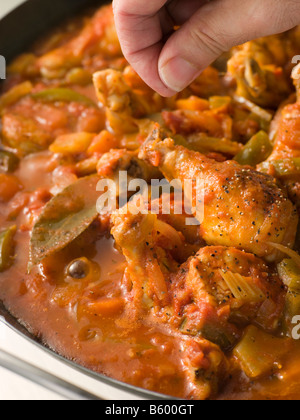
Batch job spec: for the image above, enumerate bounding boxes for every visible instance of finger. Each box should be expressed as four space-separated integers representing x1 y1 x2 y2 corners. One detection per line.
113 0 207 96
160 0 209 40
113 0 174 96
159 0 300 93
113 0 166 16
113 0 165 59
166 0 208 25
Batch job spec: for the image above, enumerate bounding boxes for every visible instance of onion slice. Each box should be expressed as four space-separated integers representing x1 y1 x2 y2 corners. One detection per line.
155 219 183 249
268 242 300 269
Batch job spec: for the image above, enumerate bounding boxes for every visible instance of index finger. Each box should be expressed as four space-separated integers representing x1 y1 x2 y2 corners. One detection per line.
113 0 167 17
113 0 177 96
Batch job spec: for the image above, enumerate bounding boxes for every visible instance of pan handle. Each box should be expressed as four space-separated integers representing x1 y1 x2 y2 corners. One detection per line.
0 348 101 400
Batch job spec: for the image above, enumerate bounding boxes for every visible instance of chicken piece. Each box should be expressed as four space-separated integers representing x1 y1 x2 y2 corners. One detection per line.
179 336 229 400
93 67 173 135
96 148 163 222
170 246 285 350
100 150 202 254
227 30 300 108
111 208 182 314
97 148 162 182
110 204 206 313
1 113 53 154
1 91 104 155
111 201 205 309
111 209 229 400
139 126 298 261
269 63 300 159
151 193 204 252
262 64 300 207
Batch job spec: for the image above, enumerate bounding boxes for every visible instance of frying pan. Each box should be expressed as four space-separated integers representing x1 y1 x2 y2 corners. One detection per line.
0 0 169 401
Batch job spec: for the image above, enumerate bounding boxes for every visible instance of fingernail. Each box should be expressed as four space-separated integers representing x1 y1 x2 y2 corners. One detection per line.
159 57 200 92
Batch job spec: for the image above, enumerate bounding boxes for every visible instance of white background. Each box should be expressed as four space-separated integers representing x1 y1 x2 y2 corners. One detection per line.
0 0 23 16
0 0 143 401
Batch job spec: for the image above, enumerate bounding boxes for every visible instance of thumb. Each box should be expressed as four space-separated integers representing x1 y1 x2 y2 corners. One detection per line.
159 0 300 93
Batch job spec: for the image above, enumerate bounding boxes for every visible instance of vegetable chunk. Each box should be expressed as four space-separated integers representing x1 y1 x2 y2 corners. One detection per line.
234 326 291 379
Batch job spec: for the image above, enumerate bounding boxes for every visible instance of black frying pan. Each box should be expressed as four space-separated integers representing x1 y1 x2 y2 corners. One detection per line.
0 0 104 62
0 0 169 401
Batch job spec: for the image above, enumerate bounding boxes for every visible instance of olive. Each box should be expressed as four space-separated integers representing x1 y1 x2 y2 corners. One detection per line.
67 258 90 279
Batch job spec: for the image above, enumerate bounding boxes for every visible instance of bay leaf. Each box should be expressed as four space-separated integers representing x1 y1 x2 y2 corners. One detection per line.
28 175 100 271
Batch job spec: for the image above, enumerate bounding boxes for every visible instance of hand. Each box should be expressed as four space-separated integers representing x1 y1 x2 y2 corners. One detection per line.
113 0 300 96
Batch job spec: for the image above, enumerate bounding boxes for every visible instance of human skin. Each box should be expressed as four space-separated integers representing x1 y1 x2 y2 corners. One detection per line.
113 0 300 97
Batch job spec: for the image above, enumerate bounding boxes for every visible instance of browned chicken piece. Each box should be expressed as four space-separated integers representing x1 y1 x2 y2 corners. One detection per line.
100 152 202 253
139 126 298 261
151 193 205 259
111 209 181 313
227 29 300 108
93 67 175 135
96 149 163 224
170 246 285 350
97 148 162 182
261 64 300 208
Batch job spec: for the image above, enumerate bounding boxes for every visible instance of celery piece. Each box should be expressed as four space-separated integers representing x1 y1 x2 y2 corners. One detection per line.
209 96 232 110
0 226 17 272
234 131 273 167
188 134 243 156
258 158 300 178
285 289 300 324
32 88 97 108
174 132 243 156
278 259 300 289
278 259 300 325
233 325 290 379
234 95 273 122
65 68 92 86
219 269 265 305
